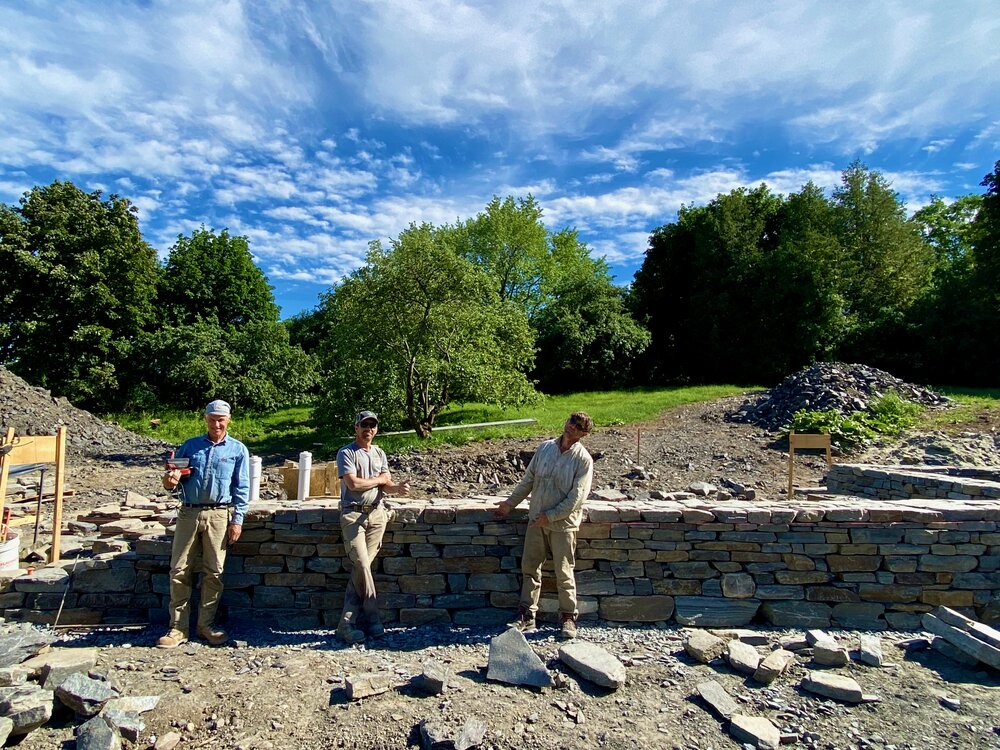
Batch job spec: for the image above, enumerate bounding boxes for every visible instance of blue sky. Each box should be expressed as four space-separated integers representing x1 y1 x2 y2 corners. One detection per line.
2 1 998 318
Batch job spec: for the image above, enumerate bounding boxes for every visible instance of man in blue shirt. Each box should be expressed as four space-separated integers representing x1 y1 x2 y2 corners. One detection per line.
158 399 250 648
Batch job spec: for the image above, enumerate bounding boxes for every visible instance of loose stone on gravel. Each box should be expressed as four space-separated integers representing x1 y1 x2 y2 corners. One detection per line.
684 630 727 663
695 680 739 720
55 671 116 716
413 660 451 695
153 730 182 750
812 637 850 667
0 684 53 736
726 639 761 675
346 672 396 700
800 672 866 703
486 627 552 688
753 649 796 684
0 717 12 746
20 647 99 689
729 713 781 750
420 716 487 750
101 707 144 742
557 641 626 689
75 715 121 750
856 634 885 667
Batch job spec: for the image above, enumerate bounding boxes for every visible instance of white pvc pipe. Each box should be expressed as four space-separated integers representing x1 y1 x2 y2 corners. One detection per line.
249 456 262 503
297 451 312 501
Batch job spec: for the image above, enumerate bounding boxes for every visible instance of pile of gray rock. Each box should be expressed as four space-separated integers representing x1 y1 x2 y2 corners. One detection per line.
0 366 169 459
729 361 950 431
0 620 159 746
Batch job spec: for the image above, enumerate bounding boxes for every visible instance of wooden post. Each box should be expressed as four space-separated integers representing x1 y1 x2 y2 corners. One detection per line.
0 427 14 535
50 426 66 563
788 430 832 497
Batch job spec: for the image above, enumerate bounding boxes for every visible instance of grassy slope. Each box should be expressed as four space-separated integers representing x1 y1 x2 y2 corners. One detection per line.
110 385 752 459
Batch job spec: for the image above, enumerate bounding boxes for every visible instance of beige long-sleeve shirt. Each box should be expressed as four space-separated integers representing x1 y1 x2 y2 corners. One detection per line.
506 437 594 531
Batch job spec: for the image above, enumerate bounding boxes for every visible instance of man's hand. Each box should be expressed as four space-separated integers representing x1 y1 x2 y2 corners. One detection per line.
529 514 550 528
227 523 242 546
163 469 182 490
395 480 411 496
494 501 512 520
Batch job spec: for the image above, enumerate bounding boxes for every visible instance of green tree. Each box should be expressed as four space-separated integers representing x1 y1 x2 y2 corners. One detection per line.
459 195 550 316
133 320 317 412
159 227 278 326
314 223 537 437
0 181 159 409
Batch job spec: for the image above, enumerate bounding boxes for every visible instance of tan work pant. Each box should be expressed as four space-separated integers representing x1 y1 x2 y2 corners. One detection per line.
339 504 388 627
168 506 230 633
520 525 578 617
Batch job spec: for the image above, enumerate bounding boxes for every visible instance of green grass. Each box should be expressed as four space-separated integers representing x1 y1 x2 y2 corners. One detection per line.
108 384 753 461
917 386 1000 432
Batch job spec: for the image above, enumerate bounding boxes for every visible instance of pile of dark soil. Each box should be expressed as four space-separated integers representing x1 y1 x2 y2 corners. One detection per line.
728 362 950 431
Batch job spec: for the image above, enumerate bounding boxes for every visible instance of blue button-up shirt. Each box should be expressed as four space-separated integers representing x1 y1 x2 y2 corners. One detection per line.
174 433 250 525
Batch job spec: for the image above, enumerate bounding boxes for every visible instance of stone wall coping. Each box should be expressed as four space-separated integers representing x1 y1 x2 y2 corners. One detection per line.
239 493 1000 525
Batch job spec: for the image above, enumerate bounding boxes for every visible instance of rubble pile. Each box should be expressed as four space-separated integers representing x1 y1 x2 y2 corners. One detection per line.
0 366 169 459
729 361 950 431
0 621 160 746
390 448 534 494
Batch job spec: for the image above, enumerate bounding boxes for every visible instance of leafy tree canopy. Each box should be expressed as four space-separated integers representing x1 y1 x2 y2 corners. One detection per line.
0 180 159 409
314 223 538 437
159 227 278 327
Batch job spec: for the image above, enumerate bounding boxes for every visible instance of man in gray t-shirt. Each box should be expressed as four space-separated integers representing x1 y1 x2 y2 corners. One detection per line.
335 410 410 644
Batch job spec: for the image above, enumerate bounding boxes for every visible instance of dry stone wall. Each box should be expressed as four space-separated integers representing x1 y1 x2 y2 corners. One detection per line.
2 491 999 631
827 464 1000 501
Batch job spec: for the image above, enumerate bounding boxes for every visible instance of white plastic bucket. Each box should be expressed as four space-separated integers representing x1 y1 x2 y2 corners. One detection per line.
0 530 19 572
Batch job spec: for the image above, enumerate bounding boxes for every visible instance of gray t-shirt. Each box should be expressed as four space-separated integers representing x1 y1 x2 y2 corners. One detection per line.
337 441 389 509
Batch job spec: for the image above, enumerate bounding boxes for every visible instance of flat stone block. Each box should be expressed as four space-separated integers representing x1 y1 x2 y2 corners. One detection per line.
674 597 760 627
599 595 673 622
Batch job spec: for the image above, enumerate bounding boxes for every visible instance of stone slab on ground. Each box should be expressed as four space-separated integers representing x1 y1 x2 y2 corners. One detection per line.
486 627 552 688
104 695 160 714
346 672 396 701
55 672 115 716
935 606 1000 650
420 717 487 750
19 647 99 689
684 630 727 663
0 716 12 746
856 635 885 667
726 639 761 675
695 680 739 720
709 628 770 646
0 622 53 669
558 641 626 689
102 707 144 743
729 713 781 750
76 715 122 750
922 613 1000 670
0 683 54 735
753 649 796 684
413 660 451 695
800 672 865 703
931 636 979 666
813 638 850 666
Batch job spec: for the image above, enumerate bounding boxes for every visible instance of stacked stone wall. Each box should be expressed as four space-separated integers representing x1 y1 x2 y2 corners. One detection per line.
826 464 1000 501
2 495 999 631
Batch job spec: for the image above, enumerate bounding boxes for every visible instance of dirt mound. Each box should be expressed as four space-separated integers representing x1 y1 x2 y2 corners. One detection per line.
860 430 1000 467
728 361 950 431
0 366 169 459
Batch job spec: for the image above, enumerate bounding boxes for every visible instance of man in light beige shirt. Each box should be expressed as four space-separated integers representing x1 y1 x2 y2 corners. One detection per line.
495 412 594 638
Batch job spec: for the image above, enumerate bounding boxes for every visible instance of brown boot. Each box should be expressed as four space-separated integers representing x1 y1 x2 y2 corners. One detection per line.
337 624 366 644
156 628 188 649
510 606 536 632
197 625 229 646
560 613 578 639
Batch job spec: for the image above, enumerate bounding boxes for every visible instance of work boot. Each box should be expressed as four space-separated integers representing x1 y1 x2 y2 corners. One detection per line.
197 625 229 646
337 624 366 644
510 606 536 633
156 628 188 649
366 619 386 638
560 613 578 639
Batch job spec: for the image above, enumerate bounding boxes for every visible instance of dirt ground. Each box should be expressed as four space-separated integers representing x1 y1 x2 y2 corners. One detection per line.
12 394 1000 749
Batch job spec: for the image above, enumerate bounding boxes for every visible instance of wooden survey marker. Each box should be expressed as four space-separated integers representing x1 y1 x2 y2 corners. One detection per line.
0 426 67 562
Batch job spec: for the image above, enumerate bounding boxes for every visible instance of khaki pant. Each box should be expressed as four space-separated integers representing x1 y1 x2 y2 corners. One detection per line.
339 504 388 627
519 525 578 617
168 506 230 633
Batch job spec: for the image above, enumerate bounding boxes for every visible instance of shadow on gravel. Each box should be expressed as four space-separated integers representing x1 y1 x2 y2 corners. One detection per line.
904 647 1000 687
